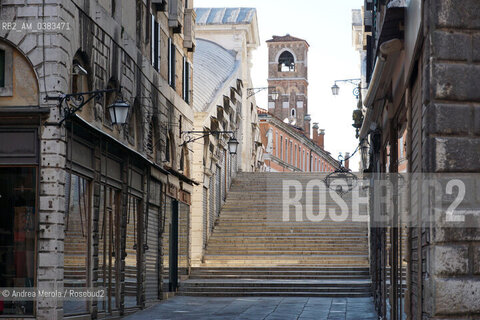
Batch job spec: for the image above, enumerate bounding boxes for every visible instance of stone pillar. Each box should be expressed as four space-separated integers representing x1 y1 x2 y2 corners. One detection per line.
421 0 480 317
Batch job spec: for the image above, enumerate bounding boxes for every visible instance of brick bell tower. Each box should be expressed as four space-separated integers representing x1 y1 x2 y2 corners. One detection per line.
267 34 310 134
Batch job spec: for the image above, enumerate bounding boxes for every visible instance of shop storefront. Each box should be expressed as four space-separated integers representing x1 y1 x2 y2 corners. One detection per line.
0 127 41 316
61 119 192 318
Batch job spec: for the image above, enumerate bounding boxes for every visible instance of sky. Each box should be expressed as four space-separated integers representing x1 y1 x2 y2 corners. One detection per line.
195 0 364 171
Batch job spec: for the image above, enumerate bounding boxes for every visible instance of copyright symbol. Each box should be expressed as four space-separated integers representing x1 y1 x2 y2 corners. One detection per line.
2 290 10 297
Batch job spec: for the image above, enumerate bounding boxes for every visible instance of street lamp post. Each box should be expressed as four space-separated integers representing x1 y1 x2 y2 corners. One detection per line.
331 78 362 98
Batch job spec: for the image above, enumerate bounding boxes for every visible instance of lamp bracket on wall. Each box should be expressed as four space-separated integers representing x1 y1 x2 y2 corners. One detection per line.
331 78 367 99
45 88 125 126
246 86 277 99
180 130 239 155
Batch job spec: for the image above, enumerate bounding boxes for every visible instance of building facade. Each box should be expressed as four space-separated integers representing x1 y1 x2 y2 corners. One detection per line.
189 8 263 266
267 35 310 135
194 8 263 173
357 0 480 319
0 0 196 318
259 34 339 173
258 110 338 172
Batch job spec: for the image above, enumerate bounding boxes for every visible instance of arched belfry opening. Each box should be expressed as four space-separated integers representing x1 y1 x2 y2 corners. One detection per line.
278 51 295 72
268 35 308 132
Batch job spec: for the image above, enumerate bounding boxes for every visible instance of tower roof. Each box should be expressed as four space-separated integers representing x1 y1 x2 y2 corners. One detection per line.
266 34 309 46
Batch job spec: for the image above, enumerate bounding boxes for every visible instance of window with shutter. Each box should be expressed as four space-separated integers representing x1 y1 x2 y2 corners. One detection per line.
168 38 176 89
182 57 190 103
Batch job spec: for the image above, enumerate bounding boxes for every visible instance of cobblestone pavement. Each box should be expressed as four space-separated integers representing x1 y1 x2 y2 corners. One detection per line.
123 296 378 320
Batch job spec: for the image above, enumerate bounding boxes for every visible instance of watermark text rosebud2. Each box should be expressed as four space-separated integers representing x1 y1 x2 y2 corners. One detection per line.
272 173 480 228
282 179 369 223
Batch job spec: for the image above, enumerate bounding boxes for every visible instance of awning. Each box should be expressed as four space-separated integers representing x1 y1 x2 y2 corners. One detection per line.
360 39 403 139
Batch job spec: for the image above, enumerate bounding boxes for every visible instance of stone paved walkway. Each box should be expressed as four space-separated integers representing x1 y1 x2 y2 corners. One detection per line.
123 296 378 320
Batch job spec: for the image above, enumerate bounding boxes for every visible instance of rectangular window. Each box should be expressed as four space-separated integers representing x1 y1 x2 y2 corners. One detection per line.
151 15 160 71
0 49 5 87
168 38 176 89
0 167 36 316
182 57 190 103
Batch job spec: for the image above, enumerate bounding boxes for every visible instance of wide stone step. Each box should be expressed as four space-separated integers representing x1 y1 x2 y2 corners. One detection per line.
205 250 368 256
187 275 369 280
206 244 367 249
207 236 368 242
177 291 371 297
201 258 369 267
181 286 370 293
191 266 368 271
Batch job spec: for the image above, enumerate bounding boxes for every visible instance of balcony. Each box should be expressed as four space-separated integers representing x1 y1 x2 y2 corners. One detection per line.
168 0 184 32
184 8 196 51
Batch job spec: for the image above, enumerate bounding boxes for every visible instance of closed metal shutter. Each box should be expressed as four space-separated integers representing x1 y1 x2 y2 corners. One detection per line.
209 176 215 233
203 187 208 249
216 167 221 217
221 155 226 201
178 202 190 273
145 205 160 303
227 153 232 190
162 196 172 288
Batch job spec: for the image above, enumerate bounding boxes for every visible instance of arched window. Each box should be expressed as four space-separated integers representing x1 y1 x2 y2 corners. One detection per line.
280 136 283 159
290 141 293 164
291 108 296 118
275 132 279 157
180 146 189 176
147 118 154 156
72 51 91 94
278 51 295 72
302 150 305 171
105 78 119 125
126 99 139 145
294 145 298 167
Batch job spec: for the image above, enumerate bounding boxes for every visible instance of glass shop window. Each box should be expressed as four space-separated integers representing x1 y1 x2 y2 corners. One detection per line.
0 167 36 316
64 174 90 316
0 49 5 87
125 195 141 308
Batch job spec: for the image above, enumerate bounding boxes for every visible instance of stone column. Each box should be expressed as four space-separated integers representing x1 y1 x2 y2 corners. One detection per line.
422 0 480 317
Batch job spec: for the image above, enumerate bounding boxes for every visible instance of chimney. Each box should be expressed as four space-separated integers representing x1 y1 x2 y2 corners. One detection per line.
304 114 311 138
344 152 350 170
312 122 319 143
318 129 325 149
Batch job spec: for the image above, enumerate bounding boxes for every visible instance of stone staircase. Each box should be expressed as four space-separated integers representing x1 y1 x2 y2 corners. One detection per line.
179 172 371 297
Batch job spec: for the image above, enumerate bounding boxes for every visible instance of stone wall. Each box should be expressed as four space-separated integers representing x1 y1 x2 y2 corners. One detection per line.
422 0 480 317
